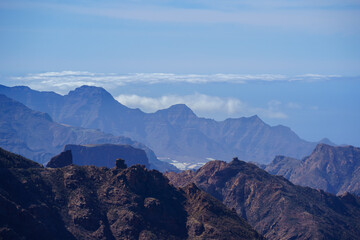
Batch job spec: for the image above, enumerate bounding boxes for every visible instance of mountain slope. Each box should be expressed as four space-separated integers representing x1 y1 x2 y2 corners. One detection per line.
165 158 360 240
0 94 176 172
267 144 360 195
0 148 263 240
0 84 319 163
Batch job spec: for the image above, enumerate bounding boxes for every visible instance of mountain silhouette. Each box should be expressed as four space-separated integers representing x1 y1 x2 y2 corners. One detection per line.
0 84 325 163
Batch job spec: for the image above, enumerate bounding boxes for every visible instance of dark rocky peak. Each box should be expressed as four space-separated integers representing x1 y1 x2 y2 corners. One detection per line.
46 150 73 168
115 158 127 169
0 147 42 169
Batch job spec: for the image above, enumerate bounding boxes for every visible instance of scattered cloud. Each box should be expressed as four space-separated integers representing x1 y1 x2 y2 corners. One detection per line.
115 93 288 119
10 71 342 94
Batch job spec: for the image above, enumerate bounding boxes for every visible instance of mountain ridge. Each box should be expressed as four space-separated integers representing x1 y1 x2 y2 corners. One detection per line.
0 84 327 163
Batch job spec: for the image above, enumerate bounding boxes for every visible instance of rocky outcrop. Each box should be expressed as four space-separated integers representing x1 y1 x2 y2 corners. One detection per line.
165 158 360 240
0 148 263 240
46 150 73 168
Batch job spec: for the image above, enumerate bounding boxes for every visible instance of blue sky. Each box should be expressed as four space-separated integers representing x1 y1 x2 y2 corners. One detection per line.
0 0 359 146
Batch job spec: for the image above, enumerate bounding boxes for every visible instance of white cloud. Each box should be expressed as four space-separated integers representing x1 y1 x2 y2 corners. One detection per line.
2 1 359 33
10 71 342 94
115 93 288 119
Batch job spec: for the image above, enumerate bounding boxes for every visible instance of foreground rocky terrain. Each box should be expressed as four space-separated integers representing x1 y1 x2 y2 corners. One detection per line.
0 94 176 172
0 147 263 240
166 158 360 240
0 84 322 163
266 144 360 195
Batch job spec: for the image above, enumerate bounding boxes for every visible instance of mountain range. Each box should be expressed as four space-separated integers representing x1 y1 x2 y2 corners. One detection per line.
0 84 328 164
0 147 263 240
0 94 176 172
266 144 360 195
165 158 360 240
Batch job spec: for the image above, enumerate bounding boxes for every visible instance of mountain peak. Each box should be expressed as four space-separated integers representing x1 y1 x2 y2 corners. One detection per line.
156 103 197 119
68 85 113 99
168 103 193 112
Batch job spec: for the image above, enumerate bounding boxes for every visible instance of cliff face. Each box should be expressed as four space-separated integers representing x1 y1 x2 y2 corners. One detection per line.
0 148 263 240
266 144 360 195
62 144 151 169
165 158 360 240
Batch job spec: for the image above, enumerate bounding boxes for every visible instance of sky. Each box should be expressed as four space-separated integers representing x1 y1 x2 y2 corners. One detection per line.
0 0 359 146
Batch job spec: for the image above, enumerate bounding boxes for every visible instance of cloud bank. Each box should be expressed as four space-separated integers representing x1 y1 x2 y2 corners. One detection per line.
115 93 288 119
10 71 341 94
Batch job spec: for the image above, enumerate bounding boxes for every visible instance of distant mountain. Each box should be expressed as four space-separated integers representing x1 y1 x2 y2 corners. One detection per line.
267 144 360 195
0 148 263 240
0 94 176 172
0 84 323 163
165 158 360 240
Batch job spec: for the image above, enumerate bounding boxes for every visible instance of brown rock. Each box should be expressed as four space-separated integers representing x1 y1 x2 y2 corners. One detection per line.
0 148 263 240
166 158 360 240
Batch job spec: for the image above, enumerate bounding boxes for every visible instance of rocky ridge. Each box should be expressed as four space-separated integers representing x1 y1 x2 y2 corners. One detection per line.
0 147 263 240
165 158 360 240
0 84 323 163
